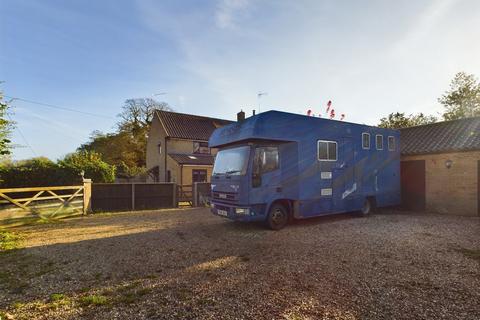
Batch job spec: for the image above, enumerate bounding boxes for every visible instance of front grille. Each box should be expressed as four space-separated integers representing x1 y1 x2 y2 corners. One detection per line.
212 191 238 203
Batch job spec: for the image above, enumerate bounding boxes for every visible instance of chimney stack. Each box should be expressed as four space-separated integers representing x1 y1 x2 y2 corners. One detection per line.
237 110 245 122
252 110 256 116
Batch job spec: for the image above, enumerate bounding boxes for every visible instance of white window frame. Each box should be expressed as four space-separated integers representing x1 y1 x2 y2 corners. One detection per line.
362 133 370 150
317 140 338 161
388 136 395 151
375 134 384 150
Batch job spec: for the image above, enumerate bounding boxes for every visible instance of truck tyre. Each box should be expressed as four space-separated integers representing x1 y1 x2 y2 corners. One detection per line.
360 198 374 216
266 203 289 230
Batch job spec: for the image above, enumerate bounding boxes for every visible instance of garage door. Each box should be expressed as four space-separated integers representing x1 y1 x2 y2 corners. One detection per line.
401 160 426 211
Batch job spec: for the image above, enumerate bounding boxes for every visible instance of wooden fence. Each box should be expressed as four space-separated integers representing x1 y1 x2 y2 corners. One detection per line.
0 180 92 225
91 183 176 212
0 181 210 225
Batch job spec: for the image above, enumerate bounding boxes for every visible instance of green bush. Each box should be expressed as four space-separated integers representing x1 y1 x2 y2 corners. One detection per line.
58 151 116 184
0 151 115 187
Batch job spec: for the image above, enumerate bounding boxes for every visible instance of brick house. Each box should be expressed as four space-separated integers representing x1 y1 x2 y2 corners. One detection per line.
146 110 233 185
400 117 480 216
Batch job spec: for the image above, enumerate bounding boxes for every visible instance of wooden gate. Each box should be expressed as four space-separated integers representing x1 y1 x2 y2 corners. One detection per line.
0 183 91 224
177 185 193 206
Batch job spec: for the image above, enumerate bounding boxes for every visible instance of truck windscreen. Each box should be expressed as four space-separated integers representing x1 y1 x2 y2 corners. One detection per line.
213 146 250 176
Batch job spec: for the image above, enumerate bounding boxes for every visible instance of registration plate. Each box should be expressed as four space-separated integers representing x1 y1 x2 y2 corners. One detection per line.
217 209 228 217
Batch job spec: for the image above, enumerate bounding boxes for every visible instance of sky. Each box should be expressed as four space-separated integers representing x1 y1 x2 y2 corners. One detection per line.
1 0 480 160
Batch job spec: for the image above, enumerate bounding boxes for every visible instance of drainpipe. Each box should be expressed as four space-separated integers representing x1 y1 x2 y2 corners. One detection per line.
180 164 183 186
164 137 169 181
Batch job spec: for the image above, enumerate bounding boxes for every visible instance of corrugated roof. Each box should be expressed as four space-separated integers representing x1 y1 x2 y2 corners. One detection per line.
168 153 214 165
156 110 234 141
400 117 480 155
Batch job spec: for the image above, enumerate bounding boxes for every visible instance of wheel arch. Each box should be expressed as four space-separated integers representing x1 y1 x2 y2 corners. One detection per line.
266 199 294 218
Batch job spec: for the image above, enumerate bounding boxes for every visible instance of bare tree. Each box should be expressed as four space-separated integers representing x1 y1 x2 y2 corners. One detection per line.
117 98 171 134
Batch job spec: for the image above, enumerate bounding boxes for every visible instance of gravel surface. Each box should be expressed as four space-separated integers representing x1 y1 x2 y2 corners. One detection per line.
0 208 479 320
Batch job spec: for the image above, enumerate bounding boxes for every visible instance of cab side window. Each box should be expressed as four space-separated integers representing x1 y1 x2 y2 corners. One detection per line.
253 147 279 175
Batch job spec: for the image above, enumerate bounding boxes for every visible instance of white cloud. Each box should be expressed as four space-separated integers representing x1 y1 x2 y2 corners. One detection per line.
134 0 480 124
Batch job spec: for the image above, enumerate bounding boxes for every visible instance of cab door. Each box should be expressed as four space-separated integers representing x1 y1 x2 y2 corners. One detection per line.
249 146 281 207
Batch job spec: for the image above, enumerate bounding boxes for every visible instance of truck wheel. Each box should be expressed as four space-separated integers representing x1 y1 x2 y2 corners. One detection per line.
360 198 374 216
266 203 289 230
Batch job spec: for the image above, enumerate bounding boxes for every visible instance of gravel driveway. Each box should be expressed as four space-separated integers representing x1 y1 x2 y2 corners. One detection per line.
0 208 479 320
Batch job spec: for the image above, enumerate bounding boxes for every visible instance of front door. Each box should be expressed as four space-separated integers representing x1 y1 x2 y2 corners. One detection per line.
400 160 426 210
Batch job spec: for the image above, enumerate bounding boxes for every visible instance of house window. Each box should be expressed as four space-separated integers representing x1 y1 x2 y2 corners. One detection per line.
193 141 210 154
362 133 370 149
376 135 383 150
192 169 208 183
388 136 395 151
317 140 337 161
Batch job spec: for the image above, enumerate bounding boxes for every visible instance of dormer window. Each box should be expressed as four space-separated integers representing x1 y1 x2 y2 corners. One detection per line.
193 141 210 154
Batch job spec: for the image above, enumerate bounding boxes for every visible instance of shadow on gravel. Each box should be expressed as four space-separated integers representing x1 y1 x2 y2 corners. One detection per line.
1 209 479 320
1 217 360 319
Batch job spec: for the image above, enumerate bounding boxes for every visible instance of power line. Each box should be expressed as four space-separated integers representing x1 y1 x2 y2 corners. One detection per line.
4 95 114 119
7 113 37 157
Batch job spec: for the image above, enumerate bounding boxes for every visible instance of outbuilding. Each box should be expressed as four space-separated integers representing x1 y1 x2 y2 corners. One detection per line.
400 117 480 216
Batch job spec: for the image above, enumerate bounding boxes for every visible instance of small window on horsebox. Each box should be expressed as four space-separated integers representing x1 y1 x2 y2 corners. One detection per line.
376 135 384 150
388 136 395 151
317 140 337 161
362 133 370 149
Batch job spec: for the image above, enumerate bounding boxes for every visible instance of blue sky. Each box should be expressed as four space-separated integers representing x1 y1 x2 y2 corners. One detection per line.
1 0 480 160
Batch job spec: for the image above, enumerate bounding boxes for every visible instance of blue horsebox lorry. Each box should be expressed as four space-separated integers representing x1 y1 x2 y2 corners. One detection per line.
209 110 400 230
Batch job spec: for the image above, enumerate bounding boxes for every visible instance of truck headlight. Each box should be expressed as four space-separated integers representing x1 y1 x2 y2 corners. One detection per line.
235 208 249 215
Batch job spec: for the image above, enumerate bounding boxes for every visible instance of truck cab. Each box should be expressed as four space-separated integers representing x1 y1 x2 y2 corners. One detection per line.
210 141 291 229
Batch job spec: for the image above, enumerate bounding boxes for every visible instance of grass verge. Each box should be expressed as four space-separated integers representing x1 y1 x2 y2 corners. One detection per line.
456 248 480 262
80 295 109 306
0 230 22 253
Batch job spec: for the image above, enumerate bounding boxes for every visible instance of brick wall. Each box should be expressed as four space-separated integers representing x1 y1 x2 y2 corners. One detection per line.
401 151 480 216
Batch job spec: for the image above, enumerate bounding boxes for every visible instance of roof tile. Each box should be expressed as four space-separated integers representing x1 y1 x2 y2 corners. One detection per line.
400 117 480 155
156 110 233 140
